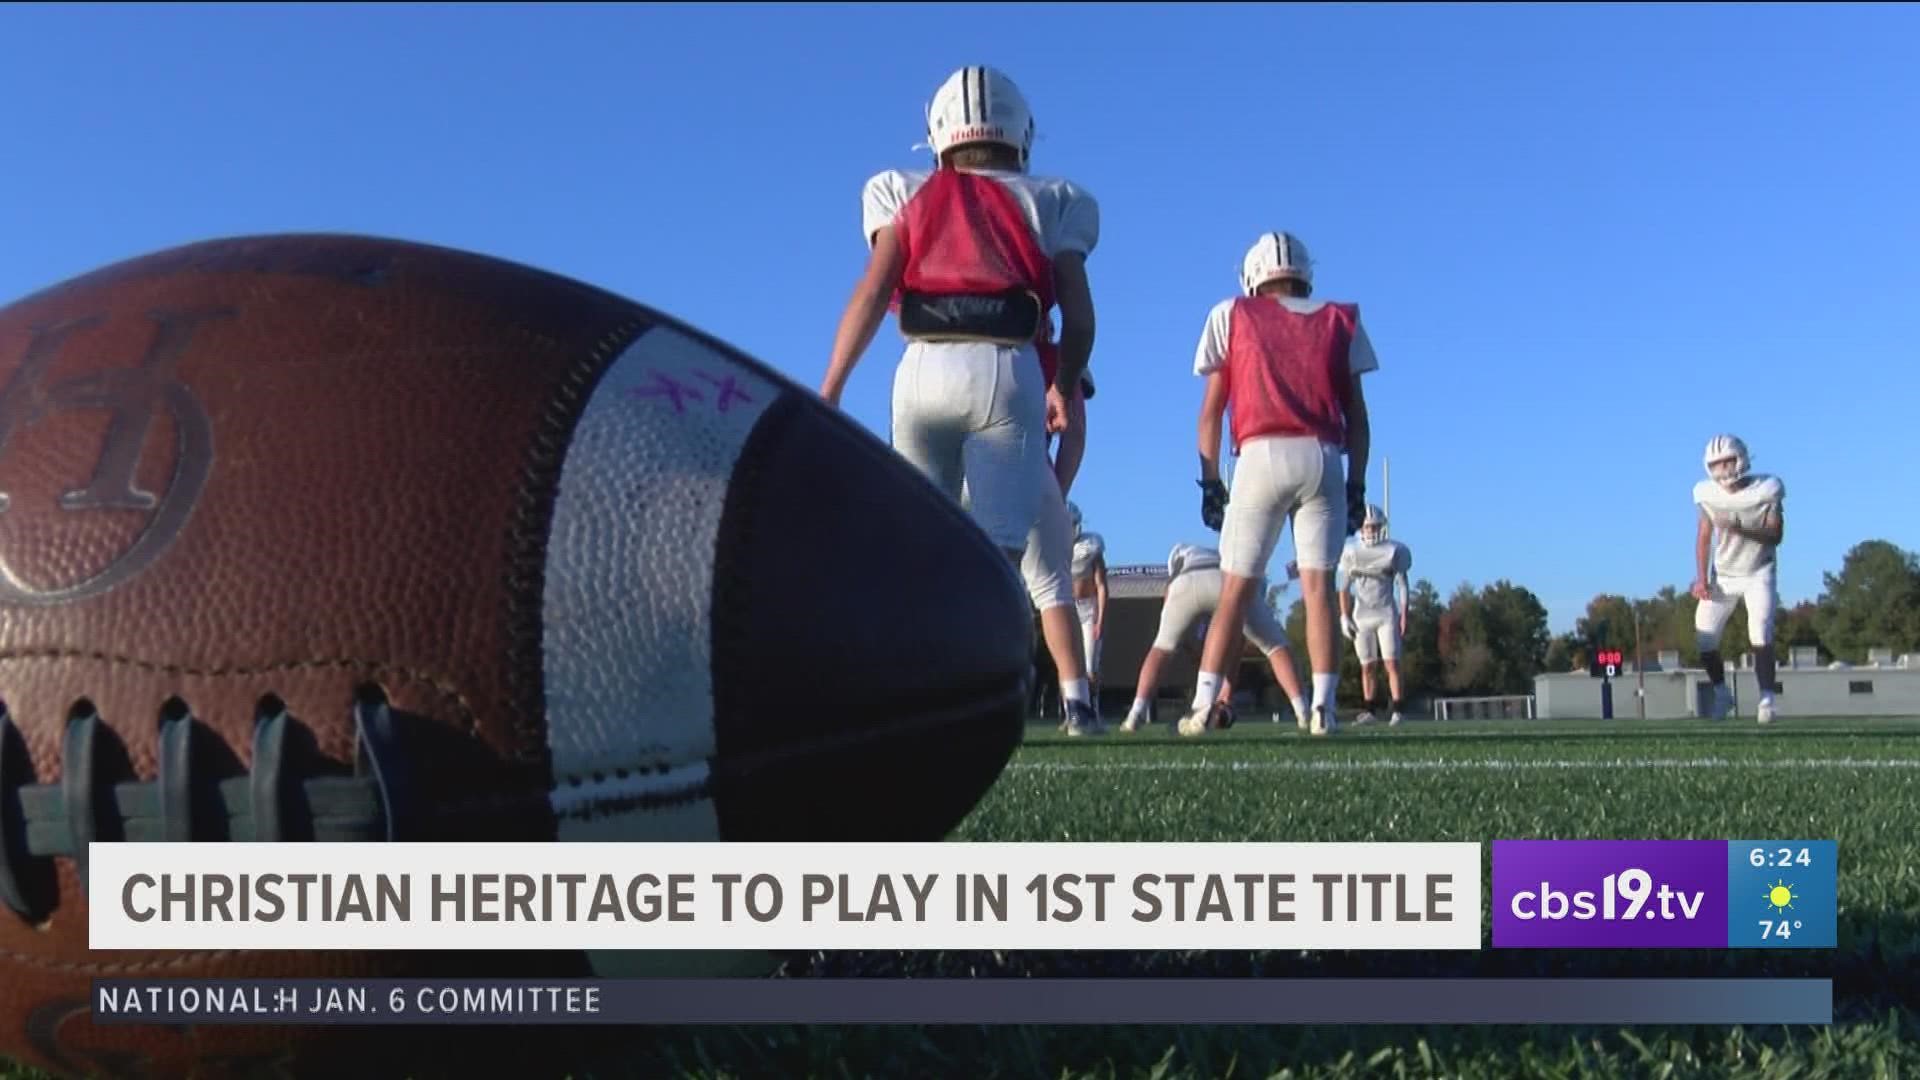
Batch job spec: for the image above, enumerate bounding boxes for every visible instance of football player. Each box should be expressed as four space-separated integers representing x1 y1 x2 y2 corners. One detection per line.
1178 232 1378 738
1122 546 1309 732
1068 501 1109 714
1338 503 1413 725
819 67 1103 736
1692 434 1786 724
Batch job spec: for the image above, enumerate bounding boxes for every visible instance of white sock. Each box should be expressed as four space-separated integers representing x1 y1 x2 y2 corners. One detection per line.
1061 679 1090 707
1292 696 1310 723
1192 672 1224 711
1312 673 1339 709
1128 697 1151 720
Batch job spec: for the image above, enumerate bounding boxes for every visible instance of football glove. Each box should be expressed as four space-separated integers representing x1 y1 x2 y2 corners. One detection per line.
1199 478 1229 532
1341 613 1358 640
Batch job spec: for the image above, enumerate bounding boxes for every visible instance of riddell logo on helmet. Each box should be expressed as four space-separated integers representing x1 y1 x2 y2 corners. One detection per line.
941 124 1008 143
0 311 220 605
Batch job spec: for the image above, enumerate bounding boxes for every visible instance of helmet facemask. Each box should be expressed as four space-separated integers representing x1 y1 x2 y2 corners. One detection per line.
1703 435 1751 493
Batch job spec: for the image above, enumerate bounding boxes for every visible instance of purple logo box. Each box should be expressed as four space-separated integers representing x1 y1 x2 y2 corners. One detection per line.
1493 840 1728 948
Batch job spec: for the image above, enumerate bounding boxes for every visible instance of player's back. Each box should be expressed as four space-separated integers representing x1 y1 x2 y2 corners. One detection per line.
862 168 1098 258
1168 542 1222 578
1197 294 1371 451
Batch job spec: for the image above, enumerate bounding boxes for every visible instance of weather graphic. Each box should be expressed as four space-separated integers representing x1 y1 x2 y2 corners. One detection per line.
1727 842 1836 948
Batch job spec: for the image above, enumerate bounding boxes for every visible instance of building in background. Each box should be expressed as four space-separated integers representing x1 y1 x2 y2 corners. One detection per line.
1533 646 1920 718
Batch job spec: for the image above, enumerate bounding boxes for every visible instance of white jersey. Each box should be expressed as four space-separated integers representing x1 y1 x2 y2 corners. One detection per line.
861 168 1100 257
1339 539 1412 616
1192 296 1382 379
1694 474 1785 578
1071 532 1106 579
1167 542 1222 578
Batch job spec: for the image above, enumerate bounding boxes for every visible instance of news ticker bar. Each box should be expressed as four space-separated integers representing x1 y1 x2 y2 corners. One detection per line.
89 978 1833 1026
86 839 1838 953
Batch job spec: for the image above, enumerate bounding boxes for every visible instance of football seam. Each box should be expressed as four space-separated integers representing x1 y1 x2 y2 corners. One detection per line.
502 316 657 774
547 759 711 822
708 667 1032 783
705 392 797 775
0 650 478 736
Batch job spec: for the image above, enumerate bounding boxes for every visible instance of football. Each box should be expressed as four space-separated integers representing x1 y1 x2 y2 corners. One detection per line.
0 234 1034 1077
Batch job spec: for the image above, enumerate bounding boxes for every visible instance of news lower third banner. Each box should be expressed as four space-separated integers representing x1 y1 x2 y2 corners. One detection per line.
1491 840 1838 948
86 842 1483 951
86 978 1833 1026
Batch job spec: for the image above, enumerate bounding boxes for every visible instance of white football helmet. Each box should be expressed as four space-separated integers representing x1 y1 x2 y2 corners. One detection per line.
1066 500 1083 537
1241 231 1314 296
1703 434 1750 491
1359 503 1388 544
925 66 1035 170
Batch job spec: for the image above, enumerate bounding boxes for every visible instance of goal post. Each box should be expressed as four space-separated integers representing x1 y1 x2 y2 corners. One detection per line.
1431 694 1537 721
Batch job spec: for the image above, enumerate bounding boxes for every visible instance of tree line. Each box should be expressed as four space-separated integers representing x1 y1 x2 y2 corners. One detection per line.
1263 539 1920 710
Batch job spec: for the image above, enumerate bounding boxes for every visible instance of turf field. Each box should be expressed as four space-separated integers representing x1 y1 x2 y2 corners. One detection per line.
4 716 1916 1079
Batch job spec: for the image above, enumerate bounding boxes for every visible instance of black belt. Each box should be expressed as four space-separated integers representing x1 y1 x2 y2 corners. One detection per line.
898 288 1043 345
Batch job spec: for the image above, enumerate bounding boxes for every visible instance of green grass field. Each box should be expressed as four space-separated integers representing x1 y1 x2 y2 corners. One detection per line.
5 715 1916 1079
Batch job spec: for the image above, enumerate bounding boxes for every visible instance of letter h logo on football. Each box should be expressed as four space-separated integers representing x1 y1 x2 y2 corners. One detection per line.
0 310 223 605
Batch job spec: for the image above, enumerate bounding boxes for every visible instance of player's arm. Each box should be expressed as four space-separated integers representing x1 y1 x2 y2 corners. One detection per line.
1394 547 1411 632
1343 316 1377 528
1343 372 1371 511
1722 504 1785 546
1052 385 1087 495
1052 252 1096 404
1192 303 1233 529
1197 372 1229 484
1691 508 1714 599
820 225 906 406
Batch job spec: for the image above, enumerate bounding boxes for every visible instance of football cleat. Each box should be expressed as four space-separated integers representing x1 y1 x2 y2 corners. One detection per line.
1710 684 1734 721
1177 701 1230 737
1064 699 1104 737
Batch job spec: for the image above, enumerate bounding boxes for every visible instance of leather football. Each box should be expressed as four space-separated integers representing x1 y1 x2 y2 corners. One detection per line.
0 234 1033 1077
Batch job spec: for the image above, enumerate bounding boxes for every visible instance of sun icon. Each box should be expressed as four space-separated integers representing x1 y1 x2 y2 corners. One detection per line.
1766 879 1798 912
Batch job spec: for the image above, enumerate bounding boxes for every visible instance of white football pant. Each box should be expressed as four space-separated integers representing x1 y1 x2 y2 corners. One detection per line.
1695 567 1778 651
1352 611 1401 663
1153 567 1290 655
1075 597 1102 678
891 339 1052 553
1218 434 1347 578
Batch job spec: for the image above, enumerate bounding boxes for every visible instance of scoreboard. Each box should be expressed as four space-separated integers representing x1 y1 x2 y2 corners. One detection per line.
1589 648 1625 679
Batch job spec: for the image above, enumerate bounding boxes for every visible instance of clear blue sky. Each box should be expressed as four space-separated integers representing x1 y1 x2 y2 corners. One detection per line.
4 3 1916 633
